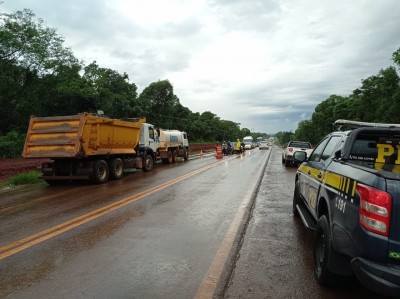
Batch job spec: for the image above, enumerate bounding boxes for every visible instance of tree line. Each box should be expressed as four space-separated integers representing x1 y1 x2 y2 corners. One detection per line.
275 48 400 146
2 8 398 156
0 9 267 157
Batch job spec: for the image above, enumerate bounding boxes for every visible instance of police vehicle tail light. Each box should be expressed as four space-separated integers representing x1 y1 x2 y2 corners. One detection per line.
357 183 392 237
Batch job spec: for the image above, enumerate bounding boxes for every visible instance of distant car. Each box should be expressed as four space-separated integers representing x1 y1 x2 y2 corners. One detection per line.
259 141 269 150
282 140 313 167
230 142 238 154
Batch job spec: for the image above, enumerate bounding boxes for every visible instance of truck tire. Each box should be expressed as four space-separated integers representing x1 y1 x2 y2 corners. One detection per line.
110 158 123 180
167 150 173 164
143 154 154 172
184 150 189 161
314 215 335 286
92 160 109 184
172 150 178 163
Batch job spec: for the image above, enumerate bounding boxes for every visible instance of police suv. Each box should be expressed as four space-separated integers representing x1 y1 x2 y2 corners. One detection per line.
293 119 400 296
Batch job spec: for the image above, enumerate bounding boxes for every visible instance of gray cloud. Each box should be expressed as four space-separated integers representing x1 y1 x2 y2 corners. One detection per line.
2 0 400 134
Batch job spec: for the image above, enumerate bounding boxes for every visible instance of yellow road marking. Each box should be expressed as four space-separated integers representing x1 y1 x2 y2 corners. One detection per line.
0 157 236 260
194 148 271 299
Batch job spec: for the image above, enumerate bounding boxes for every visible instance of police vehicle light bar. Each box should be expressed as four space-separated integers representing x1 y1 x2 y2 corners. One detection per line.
334 119 400 131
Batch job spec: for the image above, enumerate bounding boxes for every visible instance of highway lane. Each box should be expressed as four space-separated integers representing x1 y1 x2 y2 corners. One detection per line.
0 149 270 298
224 146 384 299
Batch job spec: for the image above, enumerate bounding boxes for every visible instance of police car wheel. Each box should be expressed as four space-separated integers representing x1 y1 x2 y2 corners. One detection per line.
314 215 335 286
292 182 300 217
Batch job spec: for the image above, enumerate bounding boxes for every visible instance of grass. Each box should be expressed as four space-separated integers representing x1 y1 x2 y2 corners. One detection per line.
2 171 41 188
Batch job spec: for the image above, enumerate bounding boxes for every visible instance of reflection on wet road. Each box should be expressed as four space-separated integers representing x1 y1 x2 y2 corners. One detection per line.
0 147 384 299
0 150 269 298
0 157 233 260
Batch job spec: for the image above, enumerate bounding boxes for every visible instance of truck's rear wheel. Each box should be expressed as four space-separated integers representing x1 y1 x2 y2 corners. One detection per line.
172 150 178 163
92 160 109 184
143 154 154 172
110 158 123 180
167 150 173 164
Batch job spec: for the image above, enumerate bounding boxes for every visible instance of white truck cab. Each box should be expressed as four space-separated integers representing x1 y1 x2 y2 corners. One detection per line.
139 123 159 153
243 136 254 150
139 124 189 164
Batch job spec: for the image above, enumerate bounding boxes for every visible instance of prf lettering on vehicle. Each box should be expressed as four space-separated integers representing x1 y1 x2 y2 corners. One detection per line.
374 139 400 173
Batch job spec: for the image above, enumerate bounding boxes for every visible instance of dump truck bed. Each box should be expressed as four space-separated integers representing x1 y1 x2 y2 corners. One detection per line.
22 113 145 158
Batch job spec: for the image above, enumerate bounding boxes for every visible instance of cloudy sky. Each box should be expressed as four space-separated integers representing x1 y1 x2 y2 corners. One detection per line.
2 0 400 134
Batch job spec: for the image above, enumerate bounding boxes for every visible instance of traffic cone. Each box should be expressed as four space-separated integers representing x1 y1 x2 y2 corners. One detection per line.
215 144 223 159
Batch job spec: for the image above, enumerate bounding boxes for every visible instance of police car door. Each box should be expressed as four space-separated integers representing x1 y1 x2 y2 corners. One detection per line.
305 135 343 216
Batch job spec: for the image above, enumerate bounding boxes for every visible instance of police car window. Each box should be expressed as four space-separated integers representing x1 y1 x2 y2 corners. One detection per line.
309 137 329 162
320 136 342 161
348 134 400 173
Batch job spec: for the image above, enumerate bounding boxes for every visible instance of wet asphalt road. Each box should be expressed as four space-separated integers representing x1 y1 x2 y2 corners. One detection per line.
223 146 385 299
0 149 267 298
0 147 387 298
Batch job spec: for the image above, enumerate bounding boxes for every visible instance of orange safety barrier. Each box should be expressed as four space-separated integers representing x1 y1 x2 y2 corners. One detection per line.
215 144 223 159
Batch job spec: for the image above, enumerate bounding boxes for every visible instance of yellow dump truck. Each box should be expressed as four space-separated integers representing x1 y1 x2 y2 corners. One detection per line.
22 113 155 184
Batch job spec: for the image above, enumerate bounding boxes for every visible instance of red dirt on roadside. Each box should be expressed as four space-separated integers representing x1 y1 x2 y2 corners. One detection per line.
0 158 48 184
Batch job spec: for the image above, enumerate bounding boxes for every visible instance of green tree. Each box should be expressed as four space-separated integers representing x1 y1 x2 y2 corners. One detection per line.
0 9 80 132
294 120 319 144
0 9 78 74
393 47 400 68
219 120 241 142
240 128 251 138
353 67 400 123
138 80 179 128
275 131 294 146
82 61 138 118
199 111 220 141
311 95 344 140
0 8 275 144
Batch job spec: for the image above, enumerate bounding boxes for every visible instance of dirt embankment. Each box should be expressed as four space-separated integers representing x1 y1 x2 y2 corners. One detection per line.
0 158 48 184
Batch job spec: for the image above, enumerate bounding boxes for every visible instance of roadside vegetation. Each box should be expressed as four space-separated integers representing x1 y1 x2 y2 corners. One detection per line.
0 8 267 158
1 7 399 154
1 171 41 188
275 49 400 146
